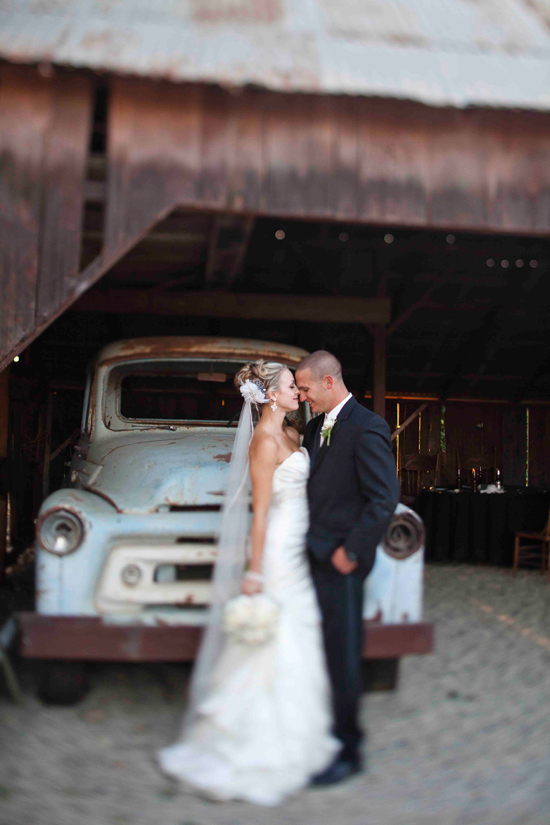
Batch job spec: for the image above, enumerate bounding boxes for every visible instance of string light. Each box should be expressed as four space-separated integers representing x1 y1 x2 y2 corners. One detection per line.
446 234 455 244
339 232 349 242
275 229 285 240
13 356 19 363
384 233 394 244
486 259 495 267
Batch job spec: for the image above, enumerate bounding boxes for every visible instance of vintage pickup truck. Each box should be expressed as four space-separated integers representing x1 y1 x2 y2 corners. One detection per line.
17 337 432 703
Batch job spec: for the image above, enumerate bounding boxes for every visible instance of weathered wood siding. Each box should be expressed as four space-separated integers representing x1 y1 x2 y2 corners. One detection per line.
106 80 550 245
0 65 93 370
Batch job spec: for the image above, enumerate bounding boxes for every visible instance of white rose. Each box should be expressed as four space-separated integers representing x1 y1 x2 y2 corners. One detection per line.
223 594 253 632
253 595 279 627
223 593 279 645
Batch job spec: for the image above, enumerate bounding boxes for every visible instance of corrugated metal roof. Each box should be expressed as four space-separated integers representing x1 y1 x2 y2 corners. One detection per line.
2 0 550 109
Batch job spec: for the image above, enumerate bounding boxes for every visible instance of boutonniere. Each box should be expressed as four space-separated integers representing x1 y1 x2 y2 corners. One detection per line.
320 418 336 446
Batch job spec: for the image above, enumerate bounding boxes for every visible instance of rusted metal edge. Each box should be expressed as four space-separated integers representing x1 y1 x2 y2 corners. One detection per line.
16 613 433 661
94 336 310 369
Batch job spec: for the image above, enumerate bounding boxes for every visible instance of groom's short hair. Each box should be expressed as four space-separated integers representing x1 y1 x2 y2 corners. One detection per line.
297 350 343 383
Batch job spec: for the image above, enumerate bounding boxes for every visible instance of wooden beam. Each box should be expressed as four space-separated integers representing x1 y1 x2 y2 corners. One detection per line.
204 215 256 289
391 403 428 442
415 274 507 287
373 325 386 418
49 429 80 464
41 392 53 501
0 204 176 374
416 326 453 391
73 290 391 324
204 216 221 287
387 283 439 337
83 230 208 245
0 367 9 580
227 216 255 286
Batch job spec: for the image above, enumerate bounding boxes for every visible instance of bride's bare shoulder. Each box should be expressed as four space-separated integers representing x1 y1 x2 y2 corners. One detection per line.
249 430 278 465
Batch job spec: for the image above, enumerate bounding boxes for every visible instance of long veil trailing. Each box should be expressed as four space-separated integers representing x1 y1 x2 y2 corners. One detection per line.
182 392 259 730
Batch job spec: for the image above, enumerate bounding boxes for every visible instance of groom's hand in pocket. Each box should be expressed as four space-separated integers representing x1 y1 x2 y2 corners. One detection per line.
331 545 358 575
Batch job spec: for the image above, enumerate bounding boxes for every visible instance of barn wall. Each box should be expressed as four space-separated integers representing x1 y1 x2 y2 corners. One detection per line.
106 79 550 249
0 65 93 370
388 400 550 490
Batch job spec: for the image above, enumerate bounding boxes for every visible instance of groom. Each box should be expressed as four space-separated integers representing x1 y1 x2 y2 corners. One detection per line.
296 350 399 785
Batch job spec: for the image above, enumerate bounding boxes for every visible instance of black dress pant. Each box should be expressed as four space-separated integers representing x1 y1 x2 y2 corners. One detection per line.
310 559 366 759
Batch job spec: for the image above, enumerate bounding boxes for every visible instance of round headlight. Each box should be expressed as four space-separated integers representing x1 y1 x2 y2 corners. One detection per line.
39 510 84 556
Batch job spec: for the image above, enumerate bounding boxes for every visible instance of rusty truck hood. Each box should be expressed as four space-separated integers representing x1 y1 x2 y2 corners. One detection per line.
83 429 235 513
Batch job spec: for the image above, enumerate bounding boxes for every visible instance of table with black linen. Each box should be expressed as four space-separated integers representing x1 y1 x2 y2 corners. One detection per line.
415 487 550 566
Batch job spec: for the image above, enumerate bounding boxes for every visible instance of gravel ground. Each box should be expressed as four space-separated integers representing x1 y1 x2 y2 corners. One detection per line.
1 564 550 825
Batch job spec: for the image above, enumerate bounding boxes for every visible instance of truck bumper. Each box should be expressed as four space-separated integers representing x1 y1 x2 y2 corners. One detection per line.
17 612 434 661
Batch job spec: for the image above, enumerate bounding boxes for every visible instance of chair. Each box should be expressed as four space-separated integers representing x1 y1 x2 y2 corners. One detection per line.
513 508 550 580
402 453 440 498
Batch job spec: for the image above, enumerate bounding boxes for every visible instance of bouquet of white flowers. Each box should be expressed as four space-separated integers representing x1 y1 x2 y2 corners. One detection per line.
222 593 280 645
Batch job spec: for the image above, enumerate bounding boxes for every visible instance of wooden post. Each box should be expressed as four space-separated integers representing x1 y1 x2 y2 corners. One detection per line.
0 367 9 579
42 391 53 501
373 325 386 419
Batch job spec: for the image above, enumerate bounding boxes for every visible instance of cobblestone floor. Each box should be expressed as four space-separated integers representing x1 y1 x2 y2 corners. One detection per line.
1 564 549 825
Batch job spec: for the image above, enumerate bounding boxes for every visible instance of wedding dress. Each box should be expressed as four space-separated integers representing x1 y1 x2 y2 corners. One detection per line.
157 447 339 805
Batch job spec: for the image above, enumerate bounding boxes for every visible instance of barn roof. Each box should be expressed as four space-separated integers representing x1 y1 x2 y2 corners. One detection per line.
3 0 550 110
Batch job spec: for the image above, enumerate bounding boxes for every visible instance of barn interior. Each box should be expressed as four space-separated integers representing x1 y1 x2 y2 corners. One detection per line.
6 203 550 557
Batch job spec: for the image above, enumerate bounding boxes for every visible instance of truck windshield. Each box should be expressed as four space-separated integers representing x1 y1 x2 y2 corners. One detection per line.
105 358 306 431
119 361 243 424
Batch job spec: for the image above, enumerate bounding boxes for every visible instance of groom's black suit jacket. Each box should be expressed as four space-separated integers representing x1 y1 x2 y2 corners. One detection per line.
303 396 399 576
303 395 398 757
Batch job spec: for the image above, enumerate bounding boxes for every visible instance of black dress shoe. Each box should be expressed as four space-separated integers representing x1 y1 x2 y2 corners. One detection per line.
310 753 362 787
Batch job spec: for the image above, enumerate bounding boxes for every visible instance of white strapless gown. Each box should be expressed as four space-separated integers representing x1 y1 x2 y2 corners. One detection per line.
157 447 339 805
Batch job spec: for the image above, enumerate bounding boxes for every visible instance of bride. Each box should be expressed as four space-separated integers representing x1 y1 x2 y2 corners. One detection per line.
157 360 339 805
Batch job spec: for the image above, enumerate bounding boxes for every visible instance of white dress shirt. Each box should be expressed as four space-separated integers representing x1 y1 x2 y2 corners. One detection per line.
319 392 353 446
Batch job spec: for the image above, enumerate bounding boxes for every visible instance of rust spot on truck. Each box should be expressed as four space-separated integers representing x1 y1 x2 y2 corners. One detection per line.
213 453 232 463
176 596 196 606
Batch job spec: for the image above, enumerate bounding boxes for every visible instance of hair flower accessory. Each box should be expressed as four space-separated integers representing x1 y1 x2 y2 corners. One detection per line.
239 379 268 405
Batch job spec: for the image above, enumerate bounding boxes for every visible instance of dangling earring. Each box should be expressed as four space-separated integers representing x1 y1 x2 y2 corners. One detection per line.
270 397 278 412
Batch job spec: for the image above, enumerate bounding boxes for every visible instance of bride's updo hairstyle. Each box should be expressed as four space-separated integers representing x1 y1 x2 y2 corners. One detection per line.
234 359 287 397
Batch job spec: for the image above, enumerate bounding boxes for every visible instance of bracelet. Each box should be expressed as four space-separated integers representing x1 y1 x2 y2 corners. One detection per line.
244 570 263 582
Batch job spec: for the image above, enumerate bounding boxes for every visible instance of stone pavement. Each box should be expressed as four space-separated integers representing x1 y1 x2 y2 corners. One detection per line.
1 564 549 825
